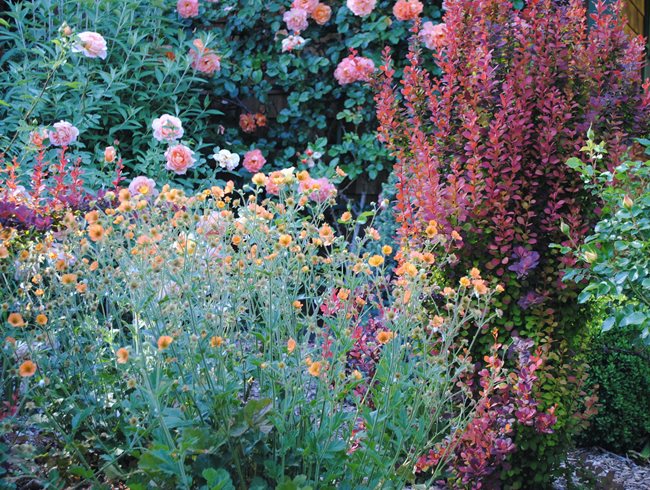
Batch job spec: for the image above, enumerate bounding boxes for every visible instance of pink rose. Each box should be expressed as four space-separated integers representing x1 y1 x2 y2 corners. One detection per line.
420 22 447 50
104 146 117 163
152 114 184 142
165 144 196 175
72 31 107 60
284 8 309 33
189 39 221 75
49 121 80 147
334 54 375 85
393 0 423 21
177 0 199 18
243 149 267 173
299 177 336 203
292 0 318 13
128 176 157 198
347 0 377 17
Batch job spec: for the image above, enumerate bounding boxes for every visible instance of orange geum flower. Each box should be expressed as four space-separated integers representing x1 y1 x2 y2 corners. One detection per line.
279 234 292 247
381 245 393 255
292 300 303 309
318 224 335 245
287 338 296 353
35 314 48 326
61 273 78 285
157 335 174 350
116 347 129 364
308 361 322 377
0 246 9 259
337 288 350 301
470 267 481 279
85 210 99 224
88 223 105 242
473 279 488 295
7 313 25 328
451 230 462 241
459 277 471 287
425 221 438 238
376 330 395 344
18 360 37 378
232 235 242 246
340 211 352 222
76 283 88 294
210 336 224 348
368 255 384 267
495 284 505 293
352 369 362 380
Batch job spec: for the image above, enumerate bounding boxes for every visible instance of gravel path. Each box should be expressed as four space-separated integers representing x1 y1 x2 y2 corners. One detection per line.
553 448 650 490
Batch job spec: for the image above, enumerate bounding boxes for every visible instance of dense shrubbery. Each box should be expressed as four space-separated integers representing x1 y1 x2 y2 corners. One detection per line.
580 326 650 454
375 0 649 485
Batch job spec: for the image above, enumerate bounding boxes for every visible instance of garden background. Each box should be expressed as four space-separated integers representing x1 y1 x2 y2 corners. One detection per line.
1 0 650 489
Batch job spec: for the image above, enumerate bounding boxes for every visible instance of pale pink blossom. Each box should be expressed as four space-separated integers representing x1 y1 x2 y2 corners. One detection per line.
164 144 195 175
128 176 157 198
347 0 376 17
393 0 423 21
243 149 266 173
420 22 447 50
152 114 184 142
49 121 79 147
104 146 117 163
293 0 318 13
71 31 107 60
334 54 375 85
282 35 306 52
299 177 337 203
284 8 309 33
177 0 199 18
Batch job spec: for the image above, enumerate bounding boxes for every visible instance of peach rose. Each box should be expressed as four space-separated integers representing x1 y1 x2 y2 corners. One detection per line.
311 3 332 24
72 31 107 59
49 121 79 147
152 114 184 142
104 146 117 163
177 0 199 18
292 0 318 13
393 0 423 21
347 0 376 17
334 55 375 85
165 144 195 175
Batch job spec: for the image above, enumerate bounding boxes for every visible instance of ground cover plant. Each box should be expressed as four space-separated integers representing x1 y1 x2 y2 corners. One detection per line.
0 129 559 488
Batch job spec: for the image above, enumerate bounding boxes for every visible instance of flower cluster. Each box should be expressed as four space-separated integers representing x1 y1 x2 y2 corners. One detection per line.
334 51 376 85
188 38 221 75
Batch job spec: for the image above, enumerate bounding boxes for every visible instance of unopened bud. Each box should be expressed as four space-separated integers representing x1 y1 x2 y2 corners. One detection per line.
623 195 633 209
584 251 598 263
104 146 117 163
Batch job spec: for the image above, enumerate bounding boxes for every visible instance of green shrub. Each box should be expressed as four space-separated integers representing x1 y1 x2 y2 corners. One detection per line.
581 325 650 453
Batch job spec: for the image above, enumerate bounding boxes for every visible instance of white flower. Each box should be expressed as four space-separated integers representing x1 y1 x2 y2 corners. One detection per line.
281 35 306 53
212 149 240 171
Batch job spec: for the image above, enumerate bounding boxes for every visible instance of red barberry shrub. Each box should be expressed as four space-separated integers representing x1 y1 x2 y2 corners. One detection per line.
375 0 649 485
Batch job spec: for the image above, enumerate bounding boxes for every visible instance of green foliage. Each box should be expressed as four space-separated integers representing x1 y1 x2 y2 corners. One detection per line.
562 138 650 342
579 325 650 453
0 0 222 188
